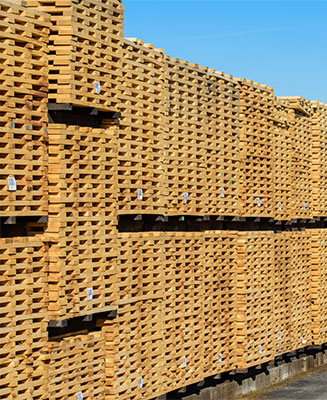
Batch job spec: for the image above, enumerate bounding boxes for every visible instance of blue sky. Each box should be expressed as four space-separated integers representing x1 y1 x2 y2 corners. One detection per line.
123 0 327 102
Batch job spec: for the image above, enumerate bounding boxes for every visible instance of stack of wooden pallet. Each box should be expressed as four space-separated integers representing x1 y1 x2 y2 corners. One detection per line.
165 58 208 215
0 0 49 217
274 231 312 355
108 38 166 214
26 0 124 110
236 231 276 368
206 71 240 216
279 97 313 219
47 124 118 319
237 79 275 218
163 232 204 392
48 331 106 399
0 236 48 399
104 298 165 400
202 231 238 376
310 229 327 345
273 99 292 220
311 102 327 216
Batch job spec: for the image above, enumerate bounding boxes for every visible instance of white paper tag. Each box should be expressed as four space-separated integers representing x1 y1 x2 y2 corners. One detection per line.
76 393 83 400
221 188 225 198
94 81 101 94
257 198 261 207
303 202 306 210
278 332 282 340
138 377 143 388
219 353 223 362
86 288 93 300
301 337 306 345
183 193 189 204
258 345 263 354
8 177 17 191
137 188 143 200
182 356 187 367
279 203 282 211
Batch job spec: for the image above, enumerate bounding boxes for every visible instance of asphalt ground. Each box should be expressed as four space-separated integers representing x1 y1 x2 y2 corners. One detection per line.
240 367 327 400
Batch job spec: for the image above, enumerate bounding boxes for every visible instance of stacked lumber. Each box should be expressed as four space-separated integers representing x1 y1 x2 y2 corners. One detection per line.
47 124 117 319
48 331 106 399
165 57 208 215
274 231 312 354
236 231 275 368
0 236 48 399
106 38 166 214
310 229 327 345
273 100 292 220
237 79 275 218
27 0 124 110
202 231 238 377
311 102 327 216
0 0 49 217
279 97 313 219
206 71 240 216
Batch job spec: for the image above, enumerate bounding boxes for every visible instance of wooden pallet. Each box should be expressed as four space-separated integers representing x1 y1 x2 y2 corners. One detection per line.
27 0 124 111
48 331 106 399
236 231 275 368
103 38 166 215
0 0 49 217
237 79 275 218
47 123 118 319
279 96 313 219
206 70 240 216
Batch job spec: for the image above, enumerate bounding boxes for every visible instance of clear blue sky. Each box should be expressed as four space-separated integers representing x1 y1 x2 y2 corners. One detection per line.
123 0 327 102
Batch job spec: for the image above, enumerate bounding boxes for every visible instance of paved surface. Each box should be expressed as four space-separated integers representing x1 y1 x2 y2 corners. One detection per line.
257 371 327 400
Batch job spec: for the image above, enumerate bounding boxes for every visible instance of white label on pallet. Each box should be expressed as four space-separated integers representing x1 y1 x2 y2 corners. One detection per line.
182 356 187 367
219 353 223 362
76 392 83 400
258 345 263 354
303 202 306 210
302 337 306 345
137 189 143 200
8 177 17 191
94 81 101 94
257 198 261 207
86 288 93 300
279 203 282 211
183 193 189 204
138 377 143 388
221 188 225 198
278 332 282 340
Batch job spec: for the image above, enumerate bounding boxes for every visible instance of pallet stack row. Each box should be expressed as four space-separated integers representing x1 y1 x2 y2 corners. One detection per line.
103 229 326 399
4 0 327 399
